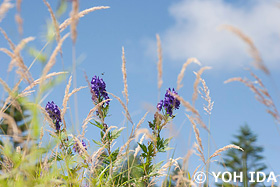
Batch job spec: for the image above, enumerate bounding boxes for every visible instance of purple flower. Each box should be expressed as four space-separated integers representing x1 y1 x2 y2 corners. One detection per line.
45 101 61 131
91 76 110 104
157 100 163 111
73 140 87 154
157 88 180 116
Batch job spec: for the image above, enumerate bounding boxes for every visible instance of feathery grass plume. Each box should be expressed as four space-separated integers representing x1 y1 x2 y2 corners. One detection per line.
0 112 21 141
39 126 44 147
196 73 214 115
209 144 243 159
122 47 129 106
40 33 69 89
0 77 13 97
177 58 201 91
43 0 60 43
225 73 280 124
90 142 108 173
134 134 145 158
0 27 15 50
0 77 22 113
192 66 211 107
61 75 72 126
107 92 133 124
169 92 208 131
116 111 148 160
15 0 23 35
70 0 79 44
187 114 205 164
60 6 110 32
0 0 13 22
182 148 194 171
0 30 34 83
39 105 56 130
156 34 163 90
81 100 111 136
191 164 201 182
23 72 68 92
220 24 269 75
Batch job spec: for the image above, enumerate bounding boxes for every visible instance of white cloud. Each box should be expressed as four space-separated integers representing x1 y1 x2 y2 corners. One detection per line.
158 0 280 70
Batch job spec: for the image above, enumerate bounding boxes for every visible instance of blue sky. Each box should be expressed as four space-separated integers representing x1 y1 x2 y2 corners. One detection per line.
1 0 280 185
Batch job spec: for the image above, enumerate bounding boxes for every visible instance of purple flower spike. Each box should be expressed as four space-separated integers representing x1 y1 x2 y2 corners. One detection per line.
157 100 163 111
159 88 180 116
45 101 61 131
91 76 110 104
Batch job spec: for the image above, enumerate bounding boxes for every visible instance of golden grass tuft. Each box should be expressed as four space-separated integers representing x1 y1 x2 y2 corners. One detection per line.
107 92 133 124
210 144 243 159
220 24 269 75
177 58 201 91
70 0 79 44
43 0 60 43
81 99 111 137
15 0 23 35
196 73 214 115
225 71 280 124
0 0 13 23
122 47 129 106
60 6 110 33
40 33 69 90
192 66 211 107
156 34 163 90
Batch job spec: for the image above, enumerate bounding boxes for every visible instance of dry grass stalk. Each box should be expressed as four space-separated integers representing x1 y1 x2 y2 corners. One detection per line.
0 27 15 50
177 58 201 91
70 0 79 44
170 92 208 131
61 76 72 126
90 142 108 173
134 134 145 158
0 77 13 96
102 126 117 140
107 92 133 124
0 112 21 141
182 148 194 171
40 33 69 88
196 73 214 115
15 0 23 35
210 144 243 159
225 73 280 124
187 115 203 152
116 112 148 160
156 34 163 90
187 115 205 164
0 30 34 83
60 6 110 32
192 66 211 106
39 105 56 130
135 128 155 142
121 47 129 106
0 0 13 22
220 24 269 75
43 0 60 43
71 135 89 158
23 71 68 92
0 77 22 114
81 99 111 137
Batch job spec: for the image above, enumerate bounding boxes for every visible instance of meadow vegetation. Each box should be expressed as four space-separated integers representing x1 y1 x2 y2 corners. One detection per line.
0 0 278 186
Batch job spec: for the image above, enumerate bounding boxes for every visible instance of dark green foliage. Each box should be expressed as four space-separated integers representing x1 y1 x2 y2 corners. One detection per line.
218 124 267 187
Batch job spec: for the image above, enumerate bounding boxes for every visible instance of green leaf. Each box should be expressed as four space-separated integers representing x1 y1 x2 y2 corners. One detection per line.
138 143 147 154
111 127 125 140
